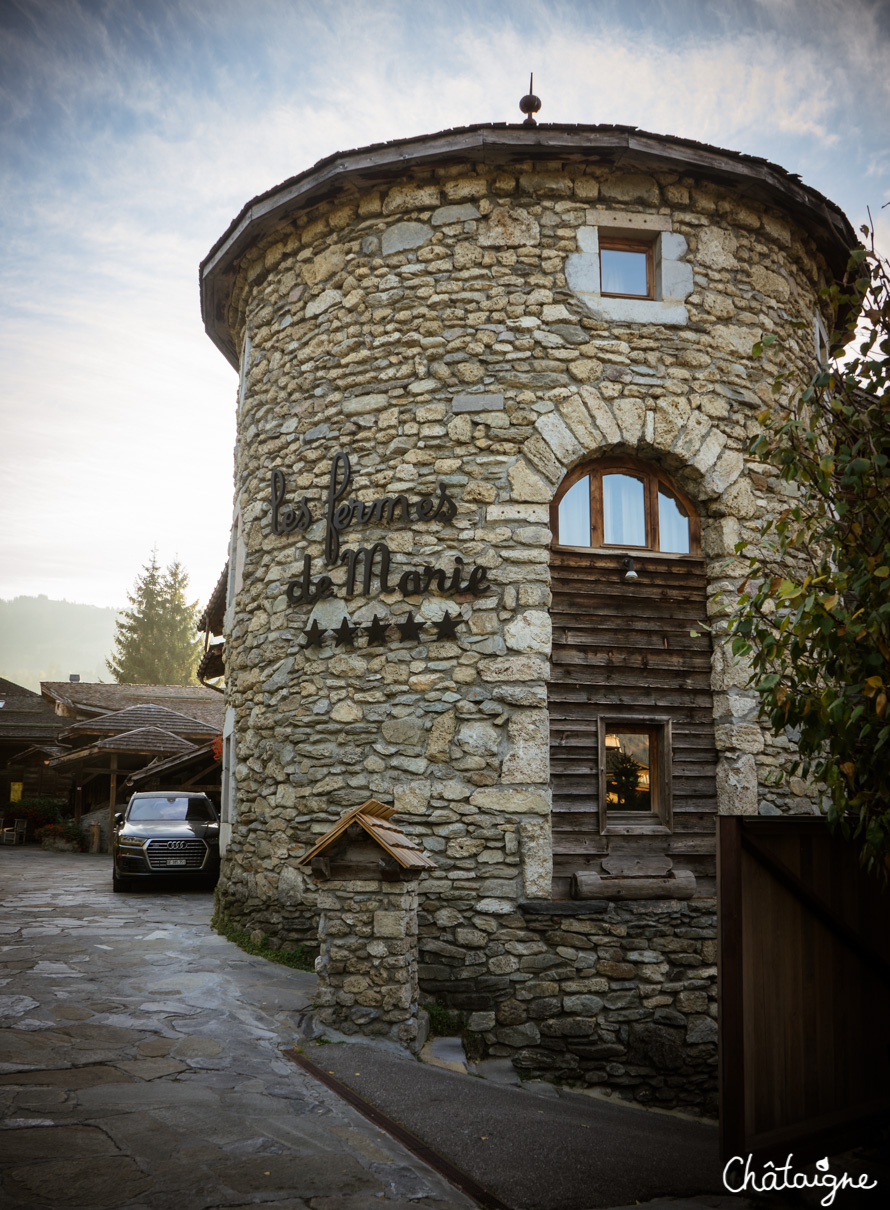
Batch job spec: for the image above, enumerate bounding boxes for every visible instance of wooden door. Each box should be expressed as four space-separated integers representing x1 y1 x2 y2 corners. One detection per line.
719 816 890 1162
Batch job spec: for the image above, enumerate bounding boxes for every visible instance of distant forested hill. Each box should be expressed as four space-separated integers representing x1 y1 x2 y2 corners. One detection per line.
0 596 122 692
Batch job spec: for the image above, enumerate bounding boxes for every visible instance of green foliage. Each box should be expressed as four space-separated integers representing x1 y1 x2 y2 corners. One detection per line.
210 906 316 972
728 234 890 873
35 821 88 850
425 999 464 1037
106 551 202 684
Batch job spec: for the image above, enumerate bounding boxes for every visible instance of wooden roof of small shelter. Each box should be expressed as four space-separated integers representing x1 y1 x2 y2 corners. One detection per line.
298 799 436 871
125 740 218 786
51 727 197 768
59 704 219 743
6 742 66 765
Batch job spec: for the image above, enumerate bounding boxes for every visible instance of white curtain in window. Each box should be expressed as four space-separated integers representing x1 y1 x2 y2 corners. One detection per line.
603 474 645 545
558 477 591 545
658 489 690 553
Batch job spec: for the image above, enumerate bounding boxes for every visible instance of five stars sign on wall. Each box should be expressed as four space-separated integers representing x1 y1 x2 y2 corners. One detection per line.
302 611 463 650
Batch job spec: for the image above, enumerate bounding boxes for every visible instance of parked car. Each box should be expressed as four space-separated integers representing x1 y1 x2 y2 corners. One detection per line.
112 791 220 892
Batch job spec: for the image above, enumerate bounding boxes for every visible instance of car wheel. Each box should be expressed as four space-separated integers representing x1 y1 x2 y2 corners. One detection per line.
112 865 130 893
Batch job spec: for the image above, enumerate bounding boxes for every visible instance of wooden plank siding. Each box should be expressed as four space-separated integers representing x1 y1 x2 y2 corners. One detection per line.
549 548 718 899
718 817 890 1163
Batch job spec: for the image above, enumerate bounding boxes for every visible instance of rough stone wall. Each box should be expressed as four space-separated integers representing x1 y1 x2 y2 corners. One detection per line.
219 158 831 934
214 156 834 1107
421 896 717 1115
312 878 424 1052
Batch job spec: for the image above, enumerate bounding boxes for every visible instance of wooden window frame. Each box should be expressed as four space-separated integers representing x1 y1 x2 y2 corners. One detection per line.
599 238 655 300
550 456 701 555
597 715 673 835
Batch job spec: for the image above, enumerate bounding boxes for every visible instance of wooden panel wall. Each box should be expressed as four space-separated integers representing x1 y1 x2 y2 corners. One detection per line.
549 549 718 899
719 817 890 1163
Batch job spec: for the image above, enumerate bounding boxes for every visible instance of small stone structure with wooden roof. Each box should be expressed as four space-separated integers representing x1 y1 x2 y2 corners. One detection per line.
299 798 435 882
298 800 433 1053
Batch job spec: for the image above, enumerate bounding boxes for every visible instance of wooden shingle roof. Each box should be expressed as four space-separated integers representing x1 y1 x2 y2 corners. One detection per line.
94 727 197 755
51 727 197 766
0 678 64 745
125 740 218 785
198 565 228 636
298 799 436 871
59 704 219 741
41 682 224 729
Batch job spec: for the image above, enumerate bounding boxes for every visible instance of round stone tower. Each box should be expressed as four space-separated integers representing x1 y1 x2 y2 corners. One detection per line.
201 123 854 1108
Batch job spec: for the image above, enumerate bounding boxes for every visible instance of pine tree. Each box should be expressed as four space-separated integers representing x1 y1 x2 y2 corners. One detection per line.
106 551 201 685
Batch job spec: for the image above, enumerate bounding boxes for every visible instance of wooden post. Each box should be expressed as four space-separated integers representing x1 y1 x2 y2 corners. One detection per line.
108 755 118 839
73 784 82 826
718 815 744 1164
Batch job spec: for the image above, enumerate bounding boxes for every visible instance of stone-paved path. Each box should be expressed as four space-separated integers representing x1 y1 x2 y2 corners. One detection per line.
0 847 474 1210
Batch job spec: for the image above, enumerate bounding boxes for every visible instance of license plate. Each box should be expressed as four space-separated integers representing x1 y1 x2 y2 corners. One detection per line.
167 858 187 867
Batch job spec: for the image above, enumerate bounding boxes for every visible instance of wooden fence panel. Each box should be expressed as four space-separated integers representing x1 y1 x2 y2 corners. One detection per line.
718 816 890 1163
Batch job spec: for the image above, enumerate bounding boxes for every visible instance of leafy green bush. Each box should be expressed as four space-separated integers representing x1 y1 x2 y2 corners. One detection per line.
728 234 890 873
425 999 464 1037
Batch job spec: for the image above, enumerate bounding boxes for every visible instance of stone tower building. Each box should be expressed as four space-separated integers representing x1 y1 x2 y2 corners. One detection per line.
200 122 854 1112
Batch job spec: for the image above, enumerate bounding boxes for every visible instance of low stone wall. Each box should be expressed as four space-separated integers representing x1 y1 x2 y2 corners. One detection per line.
312 878 426 1052
79 807 111 853
217 854 318 947
418 896 718 1116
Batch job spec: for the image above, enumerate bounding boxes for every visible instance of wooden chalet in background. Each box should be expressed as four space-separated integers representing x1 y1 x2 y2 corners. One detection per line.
0 678 225 843
0 677 69 804
39 684 225 837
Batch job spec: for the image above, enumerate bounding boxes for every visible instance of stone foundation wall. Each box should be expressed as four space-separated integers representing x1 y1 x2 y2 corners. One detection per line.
420 896 718 1115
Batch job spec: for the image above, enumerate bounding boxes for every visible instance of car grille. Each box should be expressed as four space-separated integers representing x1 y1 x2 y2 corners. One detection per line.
145 839 207 870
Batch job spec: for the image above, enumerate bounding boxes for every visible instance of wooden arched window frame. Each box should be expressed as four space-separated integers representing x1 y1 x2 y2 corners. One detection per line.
550 456 701 555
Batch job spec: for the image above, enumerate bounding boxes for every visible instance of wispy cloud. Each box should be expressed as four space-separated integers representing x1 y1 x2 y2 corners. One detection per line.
0 0 887 608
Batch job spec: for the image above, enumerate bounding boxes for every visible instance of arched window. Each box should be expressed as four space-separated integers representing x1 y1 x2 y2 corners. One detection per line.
551 457 700 554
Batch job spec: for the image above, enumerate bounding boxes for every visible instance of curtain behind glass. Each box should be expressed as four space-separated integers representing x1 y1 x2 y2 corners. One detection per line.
558 476 591 545
603 474 645 545
658 488 690 553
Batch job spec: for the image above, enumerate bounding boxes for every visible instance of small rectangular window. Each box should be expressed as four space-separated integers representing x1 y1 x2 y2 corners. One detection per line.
598 717 672 833
600 240 653 298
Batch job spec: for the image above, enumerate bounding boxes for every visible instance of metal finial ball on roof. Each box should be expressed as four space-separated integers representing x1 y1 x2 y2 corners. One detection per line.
519 73 541 127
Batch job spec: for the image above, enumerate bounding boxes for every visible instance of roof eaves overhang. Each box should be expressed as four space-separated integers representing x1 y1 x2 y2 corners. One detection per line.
201 122 858 370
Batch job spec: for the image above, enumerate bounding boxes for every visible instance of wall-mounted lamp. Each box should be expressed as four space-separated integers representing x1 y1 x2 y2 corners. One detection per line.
623 557 639 581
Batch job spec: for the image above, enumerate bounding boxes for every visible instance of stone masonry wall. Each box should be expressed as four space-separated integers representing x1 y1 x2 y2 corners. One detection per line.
214 152 836 1107
312 877 424 1052
420 896 717 1116
219 156 833 934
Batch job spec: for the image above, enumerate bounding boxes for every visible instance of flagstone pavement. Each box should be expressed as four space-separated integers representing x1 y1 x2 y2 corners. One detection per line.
0 846 475 1210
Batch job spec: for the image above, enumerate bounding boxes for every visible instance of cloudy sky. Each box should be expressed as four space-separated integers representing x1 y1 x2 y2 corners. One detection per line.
1 0 888 611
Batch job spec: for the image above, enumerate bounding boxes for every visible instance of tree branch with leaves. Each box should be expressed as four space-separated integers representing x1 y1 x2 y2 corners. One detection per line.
728 229 890 873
